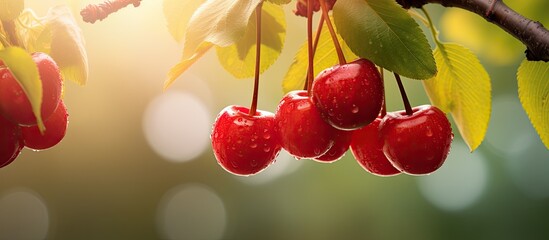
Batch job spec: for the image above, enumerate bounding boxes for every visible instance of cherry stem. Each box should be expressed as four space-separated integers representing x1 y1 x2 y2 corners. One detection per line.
304 15 325 91
249 2 263 117
306 0 314 95
1 20 21 47
394 73 412 116
80 0 142 24
379 67 387 118
319 0 346 65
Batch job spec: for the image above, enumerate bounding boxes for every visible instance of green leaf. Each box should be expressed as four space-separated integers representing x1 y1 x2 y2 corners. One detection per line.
165 43 213 90
216 2 285 79
423 43 491 151
0 0 23 21
19 6 88 85
0 47 45 131
182 0 262 59
517 59 549 149
282 22 357 93
163 0 205 43
333 0 436 79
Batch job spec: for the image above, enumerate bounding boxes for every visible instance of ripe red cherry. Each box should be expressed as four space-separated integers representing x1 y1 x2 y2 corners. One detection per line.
1 114 23 168
211 105 281 176
380 105 453 175
21 100 68 150
312 58 384 130
350 117 401 176
0 52 63 126
275 90 336 159
314 129 353 163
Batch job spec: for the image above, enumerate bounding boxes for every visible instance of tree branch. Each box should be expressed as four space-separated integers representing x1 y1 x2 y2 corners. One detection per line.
396 0 549 62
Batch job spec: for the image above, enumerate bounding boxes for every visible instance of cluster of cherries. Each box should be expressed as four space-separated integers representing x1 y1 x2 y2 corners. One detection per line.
0 52 69 169
211 58 453 177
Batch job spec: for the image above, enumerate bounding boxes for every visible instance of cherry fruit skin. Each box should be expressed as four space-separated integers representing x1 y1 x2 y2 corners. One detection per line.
275 90 335 159
314 129 353 163
0 114 23 168
211 105 281 176
380 105 453 175
0 52 63 126
312 58 383 130
21 100 68 150
350 118 401 176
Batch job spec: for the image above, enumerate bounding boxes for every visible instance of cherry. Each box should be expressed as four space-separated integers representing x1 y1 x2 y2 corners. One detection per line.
350 117 401 176
21 100 69 150
211 105 281 176
0 114 23 168
312 58 384 130
275 90 336 159
294 0 337 17
380 105 453 175
0 52 63 126
314 129 352 162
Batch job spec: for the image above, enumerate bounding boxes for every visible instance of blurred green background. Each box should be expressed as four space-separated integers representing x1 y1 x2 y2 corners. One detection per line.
1 0 548 239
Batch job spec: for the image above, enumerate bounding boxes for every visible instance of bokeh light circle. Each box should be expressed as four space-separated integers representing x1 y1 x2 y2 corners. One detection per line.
157 184 226 240
143 91 211 163
418 142 489 211
0 189 50 240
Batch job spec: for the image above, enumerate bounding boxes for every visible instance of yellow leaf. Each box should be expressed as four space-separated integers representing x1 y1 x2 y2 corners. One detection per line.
0 47 45 131
182 0 262 59
216 2 285 79
163 0 205 43
517 59 549 149
282 22 357 93
164 43 213 90
0 0 23 21
423 43 491 151
18 6 88 85
440 8 523 65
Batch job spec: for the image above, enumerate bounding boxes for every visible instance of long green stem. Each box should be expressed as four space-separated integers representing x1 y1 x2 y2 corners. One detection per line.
420 7 442 48
249 2 263 116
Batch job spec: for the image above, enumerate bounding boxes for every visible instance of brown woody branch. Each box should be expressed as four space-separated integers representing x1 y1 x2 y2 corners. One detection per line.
396 0 549 62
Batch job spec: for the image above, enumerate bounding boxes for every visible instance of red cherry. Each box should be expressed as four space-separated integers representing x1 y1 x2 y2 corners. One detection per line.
0 114 23 168
21 100 68 150
350 118 401 176
0 52 63 126
314 129 353 163
211 105 281 176
380 105 453 175
275 90 336 159
312 58 384 130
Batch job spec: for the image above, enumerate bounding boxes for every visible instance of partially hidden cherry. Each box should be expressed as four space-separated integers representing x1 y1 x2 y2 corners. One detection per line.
294 0 337 17
350 117 401 176
21 100 68 150
0 114 23 168
211 105 281 176
312 58 384 130
314 129 353 163
0 52 63 126
275 90 336 159
380 105 453 175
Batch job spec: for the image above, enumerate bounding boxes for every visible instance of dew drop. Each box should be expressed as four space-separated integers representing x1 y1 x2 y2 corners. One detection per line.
263 146 271 152
250 143 257 149
426 128 433 137
263 133 271 140
237 139 242 144
231 161 239 168
351 105 359 113
250 159 258 167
